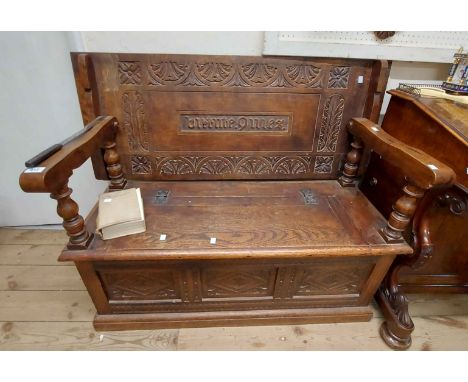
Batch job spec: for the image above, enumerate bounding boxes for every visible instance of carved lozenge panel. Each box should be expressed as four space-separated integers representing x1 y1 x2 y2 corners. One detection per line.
202 267 276 298
294 264 374 296
101 270 180 301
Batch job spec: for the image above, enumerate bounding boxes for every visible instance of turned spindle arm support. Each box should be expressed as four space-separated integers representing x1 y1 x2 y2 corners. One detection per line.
19 116 126 250
339 117 456 243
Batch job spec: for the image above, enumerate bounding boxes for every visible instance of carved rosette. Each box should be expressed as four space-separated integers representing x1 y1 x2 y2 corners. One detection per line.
314 156 334 174
131 155 152 174
317 95 345 152
122 92 149 151
328 67 350 89
118 62 142 85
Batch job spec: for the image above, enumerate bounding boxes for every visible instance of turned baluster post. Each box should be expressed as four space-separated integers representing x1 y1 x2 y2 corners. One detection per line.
338 133 363 187
380 181 425 243
50 183 93 249
102 121 127 190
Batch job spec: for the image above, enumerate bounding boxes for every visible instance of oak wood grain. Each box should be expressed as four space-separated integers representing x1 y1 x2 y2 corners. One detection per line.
0 244 68 266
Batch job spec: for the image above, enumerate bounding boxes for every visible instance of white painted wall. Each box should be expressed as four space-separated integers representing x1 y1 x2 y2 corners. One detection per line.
0 32 107 226
80 31 264 55
0 31 451 226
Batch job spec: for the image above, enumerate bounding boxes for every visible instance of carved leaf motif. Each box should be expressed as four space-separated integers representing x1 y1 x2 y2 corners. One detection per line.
317 94 345 152
286 64 322 87
122 92 149 151
152 154 321 177
274 157 309 174
180 65 207 86
148 61 188 85
241 63 277 84
131 155 152 174
119 62 142 85
224 66 250 87
197 62 233 82
159 158 194 175
269 70 293 88
328 67 350 89
236 157 272 174
314 156 334 174
198 158 233 175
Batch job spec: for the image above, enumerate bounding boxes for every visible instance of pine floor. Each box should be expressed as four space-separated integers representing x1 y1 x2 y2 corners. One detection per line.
1 228 467 351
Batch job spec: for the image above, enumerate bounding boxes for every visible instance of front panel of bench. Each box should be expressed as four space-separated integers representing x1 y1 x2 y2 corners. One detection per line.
94 256 383 314
72 53 383 181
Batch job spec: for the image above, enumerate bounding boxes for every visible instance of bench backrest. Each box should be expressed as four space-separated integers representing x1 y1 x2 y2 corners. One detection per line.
71 53 389 181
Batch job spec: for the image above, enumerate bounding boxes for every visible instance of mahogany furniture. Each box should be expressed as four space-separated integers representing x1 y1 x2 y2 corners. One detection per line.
361 89 467 349
19 54 455 347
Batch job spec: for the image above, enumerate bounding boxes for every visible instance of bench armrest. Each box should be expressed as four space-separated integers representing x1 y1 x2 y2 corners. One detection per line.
339 117 456 244
19 116 127 250
347 117 455 190
20 116 123 193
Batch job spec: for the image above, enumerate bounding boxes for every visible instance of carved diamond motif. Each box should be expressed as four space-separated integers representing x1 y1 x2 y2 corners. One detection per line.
296 267 368 295
104 271 177 300
204 269 273 297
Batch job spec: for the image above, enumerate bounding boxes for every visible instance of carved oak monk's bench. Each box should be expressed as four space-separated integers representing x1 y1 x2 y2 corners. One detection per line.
19 53 455 349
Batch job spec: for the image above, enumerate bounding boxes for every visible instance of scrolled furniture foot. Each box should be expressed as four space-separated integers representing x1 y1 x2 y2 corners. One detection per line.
379 320 412 350
375 268 414 350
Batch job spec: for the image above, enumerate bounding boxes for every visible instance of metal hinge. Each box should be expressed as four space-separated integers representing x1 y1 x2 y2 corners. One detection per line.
300 189 318 205
154 190 170 204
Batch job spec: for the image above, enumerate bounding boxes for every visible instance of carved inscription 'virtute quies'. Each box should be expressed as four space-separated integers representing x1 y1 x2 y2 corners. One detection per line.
120 60 325 89
130 154 336 176
317 94 345 152
180 114 289 132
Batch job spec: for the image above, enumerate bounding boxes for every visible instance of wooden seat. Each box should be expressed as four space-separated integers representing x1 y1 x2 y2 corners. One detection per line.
62 180 412 260
19 53 455 349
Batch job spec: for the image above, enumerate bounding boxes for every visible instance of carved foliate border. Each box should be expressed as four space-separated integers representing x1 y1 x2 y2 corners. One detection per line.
118 60 327 89
317 94 345 153
129 153 337 177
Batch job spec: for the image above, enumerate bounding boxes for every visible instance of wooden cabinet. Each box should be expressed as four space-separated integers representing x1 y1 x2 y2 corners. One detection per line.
361 89 468 293
361 89 467 349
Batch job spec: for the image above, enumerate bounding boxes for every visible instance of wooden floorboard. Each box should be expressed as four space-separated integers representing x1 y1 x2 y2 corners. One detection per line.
0 244 68 266
0 291 95 322
0 227 467 350
0 322 178 350
0 228 67 245
176 316 468 351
